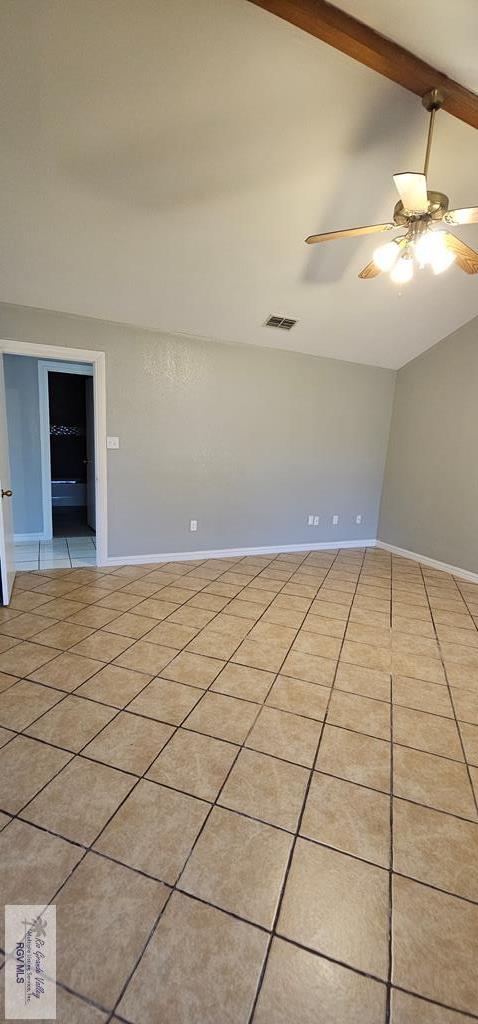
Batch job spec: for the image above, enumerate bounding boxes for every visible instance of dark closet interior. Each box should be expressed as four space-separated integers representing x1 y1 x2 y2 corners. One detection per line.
49 372 95 536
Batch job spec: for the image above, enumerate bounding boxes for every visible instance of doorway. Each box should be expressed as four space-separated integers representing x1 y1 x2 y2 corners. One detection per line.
0 340 107 595
49 372 95 537
38 361 96 565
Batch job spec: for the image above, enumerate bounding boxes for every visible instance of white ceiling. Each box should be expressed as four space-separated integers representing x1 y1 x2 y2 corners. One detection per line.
0 0 477 369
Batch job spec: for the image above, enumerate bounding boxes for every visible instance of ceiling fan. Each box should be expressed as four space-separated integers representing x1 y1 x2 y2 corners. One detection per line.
305 89 478 284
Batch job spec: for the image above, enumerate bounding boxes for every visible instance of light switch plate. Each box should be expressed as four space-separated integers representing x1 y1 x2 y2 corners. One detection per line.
107 436 120 450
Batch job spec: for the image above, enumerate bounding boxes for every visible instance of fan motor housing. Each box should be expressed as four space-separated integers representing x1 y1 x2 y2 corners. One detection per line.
393 190 449 225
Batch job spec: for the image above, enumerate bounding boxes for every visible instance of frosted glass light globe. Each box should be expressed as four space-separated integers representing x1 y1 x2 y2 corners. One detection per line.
431 247 456 274
390 255 414 284
373 240 399 272
415 230 441 266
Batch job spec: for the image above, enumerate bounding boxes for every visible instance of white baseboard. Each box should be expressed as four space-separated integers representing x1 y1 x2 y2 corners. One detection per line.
100 538 478 583
14 532 46 543
101 538 378 568
377 541 478 584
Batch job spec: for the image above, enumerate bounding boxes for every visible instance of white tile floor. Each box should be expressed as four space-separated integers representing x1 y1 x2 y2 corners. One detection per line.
13 536 96 570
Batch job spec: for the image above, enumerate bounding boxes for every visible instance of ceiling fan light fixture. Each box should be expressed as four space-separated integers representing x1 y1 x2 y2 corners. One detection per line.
390 253 414 285
414 229 445 267
305 90 478 285
431 246 456 275
373 240 399 272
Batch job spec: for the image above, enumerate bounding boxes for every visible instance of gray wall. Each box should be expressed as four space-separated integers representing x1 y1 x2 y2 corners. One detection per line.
4 354 43 535
0 303 395 558
379 315 478 574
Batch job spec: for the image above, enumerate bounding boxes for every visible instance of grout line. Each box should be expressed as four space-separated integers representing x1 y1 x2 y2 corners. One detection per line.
4 716 478 829
386 985 478 1023
4 798 478 927
246 548 364 1023
65 538 73 568
385 551 394 1024
4 837 478 1023
4 549 478 1021
6 564 279 814
4 559 477 805
418 561 478 820
3 566 323 751
4 550 313 1009
2 695 475 775
107 547 321 1020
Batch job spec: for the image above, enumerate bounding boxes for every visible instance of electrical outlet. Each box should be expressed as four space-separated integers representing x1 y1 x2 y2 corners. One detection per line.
190 519 198 532
307 514 314 526
106 436 120 450
313 515 320 526
355 514 362 525
332 514 339 525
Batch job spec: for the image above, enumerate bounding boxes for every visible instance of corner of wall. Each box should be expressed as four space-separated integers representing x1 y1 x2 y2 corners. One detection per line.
376 367 399 543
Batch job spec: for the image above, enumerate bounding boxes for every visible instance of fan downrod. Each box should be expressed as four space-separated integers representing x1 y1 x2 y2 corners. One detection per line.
422 87 447 176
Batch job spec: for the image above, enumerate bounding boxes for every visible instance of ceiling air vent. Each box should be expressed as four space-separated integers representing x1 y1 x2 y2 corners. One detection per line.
264 314 297 330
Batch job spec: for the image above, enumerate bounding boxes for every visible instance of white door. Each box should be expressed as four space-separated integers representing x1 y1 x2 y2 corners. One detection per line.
85 375 96 531
0 357 16 603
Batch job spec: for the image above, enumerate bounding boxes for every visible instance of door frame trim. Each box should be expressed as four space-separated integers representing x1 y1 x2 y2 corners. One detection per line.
38 360 94 543
1 340 107 565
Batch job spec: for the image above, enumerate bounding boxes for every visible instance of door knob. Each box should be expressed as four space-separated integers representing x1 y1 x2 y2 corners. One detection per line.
1 489 13 498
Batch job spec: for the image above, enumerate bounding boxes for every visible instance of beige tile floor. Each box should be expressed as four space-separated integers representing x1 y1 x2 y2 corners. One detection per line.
1 547 478 1022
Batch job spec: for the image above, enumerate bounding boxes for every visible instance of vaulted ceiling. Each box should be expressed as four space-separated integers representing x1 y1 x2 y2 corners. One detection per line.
334 0 478 93
1 0 477 368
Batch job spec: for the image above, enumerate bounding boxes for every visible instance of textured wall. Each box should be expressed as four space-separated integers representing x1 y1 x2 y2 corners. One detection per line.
379 315 478 574
0 303 395 558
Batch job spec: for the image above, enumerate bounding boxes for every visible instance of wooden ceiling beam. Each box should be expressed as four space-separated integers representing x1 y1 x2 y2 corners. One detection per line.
247 0 478 130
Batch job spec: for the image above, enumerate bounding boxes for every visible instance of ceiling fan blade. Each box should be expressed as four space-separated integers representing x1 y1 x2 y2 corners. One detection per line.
393 172 428 214
444 207 478 226
444 233 478 274
358 260 382 280
305 223 394 245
